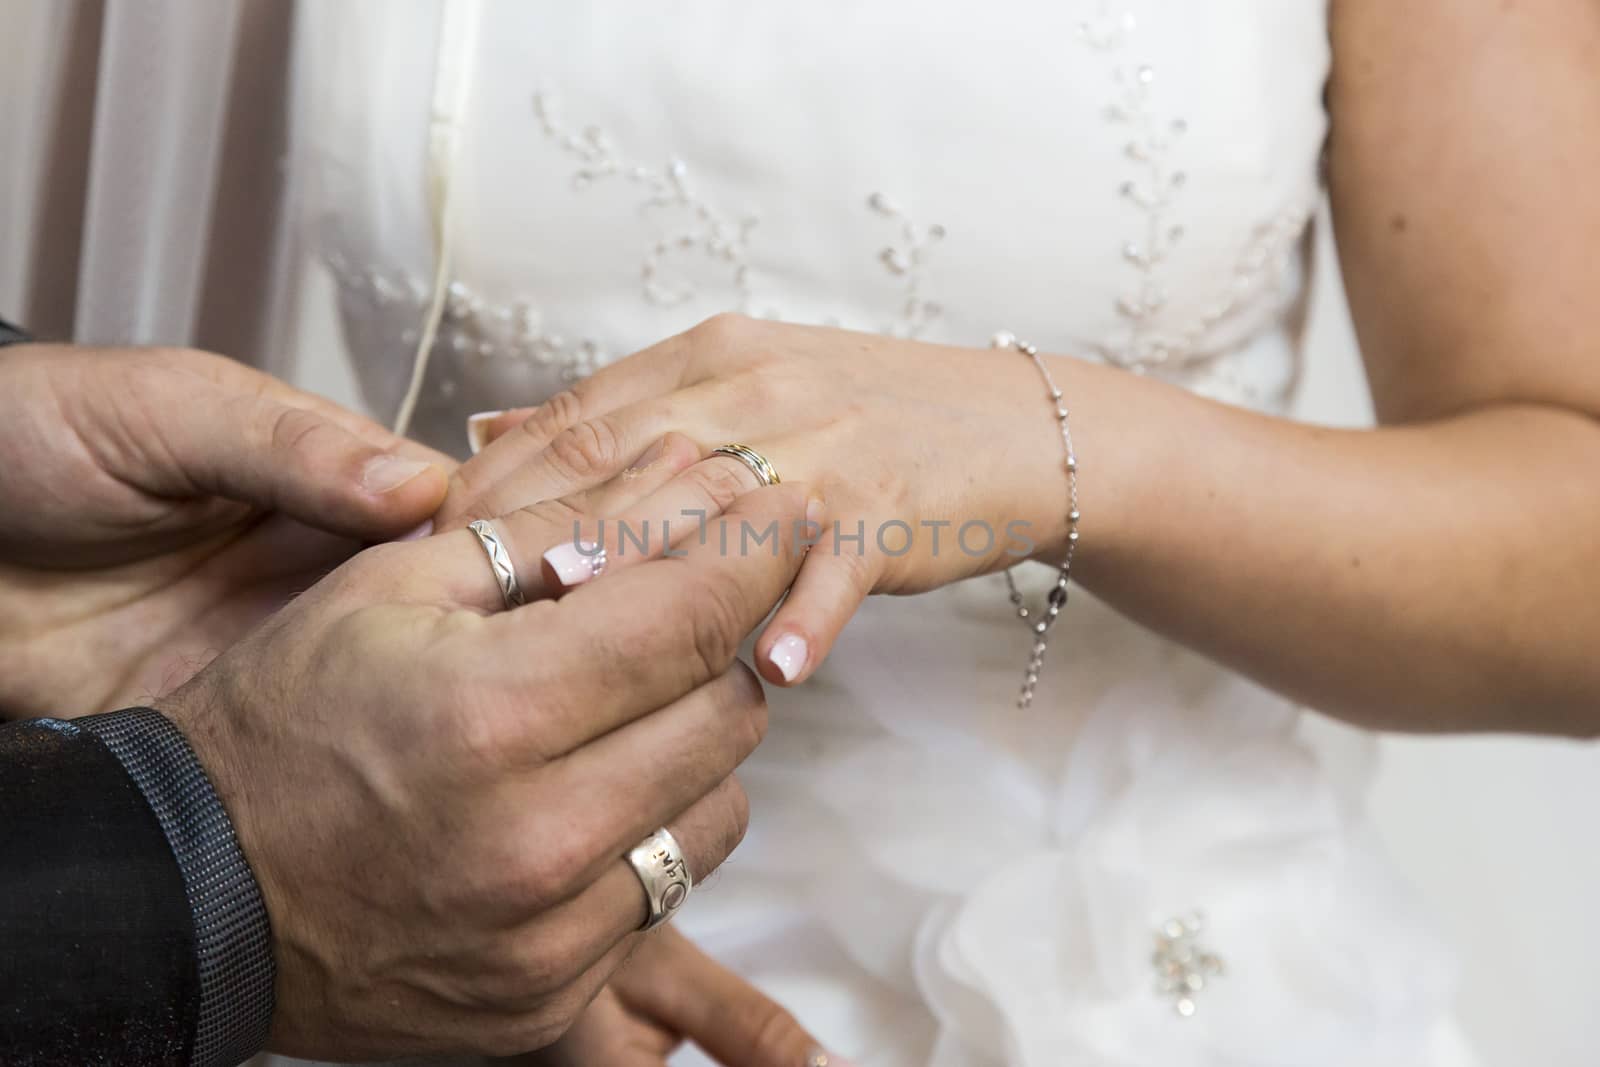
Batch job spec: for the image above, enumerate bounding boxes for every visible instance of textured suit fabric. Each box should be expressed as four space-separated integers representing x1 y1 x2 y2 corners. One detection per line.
0 717 199 1065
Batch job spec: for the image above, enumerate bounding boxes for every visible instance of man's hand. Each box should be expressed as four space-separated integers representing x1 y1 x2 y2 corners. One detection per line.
0 344 450 715
159 483 814 1059
515 927 844 1067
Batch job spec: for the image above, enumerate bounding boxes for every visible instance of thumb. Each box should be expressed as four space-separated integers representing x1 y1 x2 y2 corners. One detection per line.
153 384 449 540
614 928 854 1067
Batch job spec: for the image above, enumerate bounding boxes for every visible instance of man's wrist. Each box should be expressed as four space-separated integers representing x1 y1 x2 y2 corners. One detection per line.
76 707 276 1066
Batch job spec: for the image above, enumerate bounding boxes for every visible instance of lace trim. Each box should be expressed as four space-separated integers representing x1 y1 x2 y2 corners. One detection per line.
324 37 1312 401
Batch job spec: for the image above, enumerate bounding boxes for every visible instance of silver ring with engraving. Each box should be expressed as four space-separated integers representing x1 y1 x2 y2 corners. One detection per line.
467 519 525 609
626 827 693 931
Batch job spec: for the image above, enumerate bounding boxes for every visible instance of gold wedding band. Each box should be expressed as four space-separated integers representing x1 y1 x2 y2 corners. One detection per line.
710 443 781 487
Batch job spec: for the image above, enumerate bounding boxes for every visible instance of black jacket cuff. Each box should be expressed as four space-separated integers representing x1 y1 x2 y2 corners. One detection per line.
0 315 32 346
0 710 275 1066
77 708 276 1066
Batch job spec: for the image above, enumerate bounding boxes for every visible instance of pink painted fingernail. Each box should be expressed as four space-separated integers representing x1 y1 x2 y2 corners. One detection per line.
465 410 507 455
397 519 433 541
767 633 809 683
543 540 605 588
362 455 432 494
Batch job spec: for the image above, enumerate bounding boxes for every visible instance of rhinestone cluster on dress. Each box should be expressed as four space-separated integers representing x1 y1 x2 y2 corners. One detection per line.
1152 912 1226 1017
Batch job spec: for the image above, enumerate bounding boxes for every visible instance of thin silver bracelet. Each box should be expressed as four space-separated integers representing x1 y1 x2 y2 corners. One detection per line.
991 331 1080 709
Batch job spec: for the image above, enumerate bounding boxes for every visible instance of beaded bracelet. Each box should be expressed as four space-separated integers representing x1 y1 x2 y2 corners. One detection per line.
991 331 1080 709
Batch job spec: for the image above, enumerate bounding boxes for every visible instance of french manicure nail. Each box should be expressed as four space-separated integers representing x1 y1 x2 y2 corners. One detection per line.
768 633 809 683
362 455 432 494
397 520 433 541
543 540 603 588
465 410 507 455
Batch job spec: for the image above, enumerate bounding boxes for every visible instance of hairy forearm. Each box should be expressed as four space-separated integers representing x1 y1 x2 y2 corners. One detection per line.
1051 354 1600 736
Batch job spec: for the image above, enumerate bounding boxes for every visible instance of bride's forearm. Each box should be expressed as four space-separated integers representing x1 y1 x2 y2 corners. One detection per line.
1043 354 1600 736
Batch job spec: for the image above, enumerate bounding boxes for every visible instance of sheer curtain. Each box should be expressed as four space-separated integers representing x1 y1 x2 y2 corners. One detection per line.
0 0 298 377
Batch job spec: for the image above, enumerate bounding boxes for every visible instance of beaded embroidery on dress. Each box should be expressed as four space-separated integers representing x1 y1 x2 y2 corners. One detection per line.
273 3 1475 1065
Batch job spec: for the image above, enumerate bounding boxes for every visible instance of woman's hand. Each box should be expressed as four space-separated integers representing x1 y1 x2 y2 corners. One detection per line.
510 927 847 1067
0 344 451 715
445 314 1083 687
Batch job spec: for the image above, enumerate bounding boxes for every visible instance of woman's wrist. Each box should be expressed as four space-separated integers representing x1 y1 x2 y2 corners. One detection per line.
1016 351 1195 581
975 338 1075 568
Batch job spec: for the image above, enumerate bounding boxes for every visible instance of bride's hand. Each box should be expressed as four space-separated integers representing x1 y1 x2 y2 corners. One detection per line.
509 927 842 1067
445 314 1078 686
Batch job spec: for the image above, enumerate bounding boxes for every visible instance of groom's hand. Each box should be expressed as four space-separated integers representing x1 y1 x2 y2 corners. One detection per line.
0 344 448 565
0 343 451 714
158 483 816 1060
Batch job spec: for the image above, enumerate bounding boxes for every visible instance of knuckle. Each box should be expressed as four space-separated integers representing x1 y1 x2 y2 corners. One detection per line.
498 828 590 912
685 576 750 679
688 310 754 350
355 539 408 573
265 403 332 458
545 415 624 483
689 456 759 512
438 687 521 775
749 998 806 1062
522 389 586 445
722 366 783 412
491 936 576 1005
832 538 878 590
522 496 587 537
475 1013 566 1058
457 496 585 548
151 345 214 372
332 541 402 595
472 976 594 1054
452 709 509 774
727 778 752 848
720 661 769 752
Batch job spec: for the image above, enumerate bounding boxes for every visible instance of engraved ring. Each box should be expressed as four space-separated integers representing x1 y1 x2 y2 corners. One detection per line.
467 519 525 609
626 827 693 931
710 443 781 487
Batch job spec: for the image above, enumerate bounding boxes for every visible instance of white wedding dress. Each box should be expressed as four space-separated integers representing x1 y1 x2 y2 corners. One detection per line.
266 2 1477 1064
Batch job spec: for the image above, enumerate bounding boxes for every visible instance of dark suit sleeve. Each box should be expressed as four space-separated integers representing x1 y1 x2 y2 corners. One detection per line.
0 315 30 346
0 711 274 1066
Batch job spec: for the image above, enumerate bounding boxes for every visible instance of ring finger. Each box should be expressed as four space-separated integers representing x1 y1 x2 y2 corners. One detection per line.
498 775 750 993
403 436 702 609
541 451 770 592
432 447 775 611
